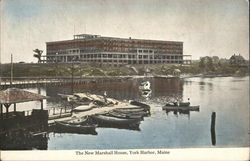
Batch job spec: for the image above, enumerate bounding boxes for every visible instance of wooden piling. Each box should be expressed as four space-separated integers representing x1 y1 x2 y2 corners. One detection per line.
60 108 63 117
210 112 216 146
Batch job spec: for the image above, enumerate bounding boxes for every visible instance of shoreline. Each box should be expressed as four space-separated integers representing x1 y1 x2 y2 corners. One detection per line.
0 73 249 81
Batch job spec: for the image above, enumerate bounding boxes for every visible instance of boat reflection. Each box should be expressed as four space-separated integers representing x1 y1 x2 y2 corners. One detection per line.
165 109 199 117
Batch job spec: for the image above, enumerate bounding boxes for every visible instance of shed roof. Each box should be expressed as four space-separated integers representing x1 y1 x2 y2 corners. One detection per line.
0 88 46 104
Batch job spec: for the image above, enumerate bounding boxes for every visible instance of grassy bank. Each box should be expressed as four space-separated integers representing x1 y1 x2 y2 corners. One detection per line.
0 63 136 77
0 61 248 78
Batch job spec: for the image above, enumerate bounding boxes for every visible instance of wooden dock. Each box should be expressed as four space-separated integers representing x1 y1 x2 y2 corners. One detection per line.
48 102 139 125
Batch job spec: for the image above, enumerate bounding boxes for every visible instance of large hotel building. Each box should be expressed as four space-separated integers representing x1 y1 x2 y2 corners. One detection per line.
43 34 191 65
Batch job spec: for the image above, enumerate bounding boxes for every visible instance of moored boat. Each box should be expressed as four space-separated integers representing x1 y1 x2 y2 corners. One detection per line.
54 121 97 134
91 114 141 126
162 102 199 111
59 117 88 125
107 111 143 120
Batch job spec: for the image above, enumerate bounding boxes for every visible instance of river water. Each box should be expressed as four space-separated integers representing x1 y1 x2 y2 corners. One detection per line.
9 76 249 149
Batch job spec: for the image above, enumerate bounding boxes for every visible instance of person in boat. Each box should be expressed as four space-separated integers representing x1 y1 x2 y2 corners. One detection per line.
179 98 190 106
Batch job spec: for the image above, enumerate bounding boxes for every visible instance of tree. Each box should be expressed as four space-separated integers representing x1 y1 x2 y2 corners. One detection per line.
207 57 215 71
199 57 206 69
33 49 43 63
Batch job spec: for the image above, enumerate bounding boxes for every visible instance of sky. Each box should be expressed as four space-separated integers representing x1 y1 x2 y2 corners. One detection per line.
0 0 249 63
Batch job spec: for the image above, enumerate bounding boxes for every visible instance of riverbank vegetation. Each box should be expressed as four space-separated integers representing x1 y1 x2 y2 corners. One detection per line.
0 59 248 78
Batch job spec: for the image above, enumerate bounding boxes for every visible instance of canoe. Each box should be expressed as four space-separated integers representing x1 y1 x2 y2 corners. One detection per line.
54 121 97 134
91 114 141 126
162 105 200 111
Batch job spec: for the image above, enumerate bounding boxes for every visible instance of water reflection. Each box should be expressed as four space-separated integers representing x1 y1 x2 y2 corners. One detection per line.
166 109 191 115
50 127 98 135
96 124 141 131
0 132 48 150
45 77 184 102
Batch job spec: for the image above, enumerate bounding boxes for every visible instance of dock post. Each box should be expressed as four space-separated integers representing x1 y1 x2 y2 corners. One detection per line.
40 100 44 110
210 112 216 146
14 103 16 112
60 108 63 117
53 108 55 115
0 104 3 118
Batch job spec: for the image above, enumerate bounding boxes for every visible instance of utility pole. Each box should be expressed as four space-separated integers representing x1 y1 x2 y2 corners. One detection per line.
71 60 74 94
10 54 13 86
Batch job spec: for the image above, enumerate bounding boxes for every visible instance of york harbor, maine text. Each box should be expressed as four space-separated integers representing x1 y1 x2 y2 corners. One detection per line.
75 150 170 156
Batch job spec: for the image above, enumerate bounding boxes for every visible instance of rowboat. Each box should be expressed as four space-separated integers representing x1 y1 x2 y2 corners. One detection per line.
162 104 199 111
54 121 97 134
59 117 88 125
107 111 143 120
91 114 141 126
